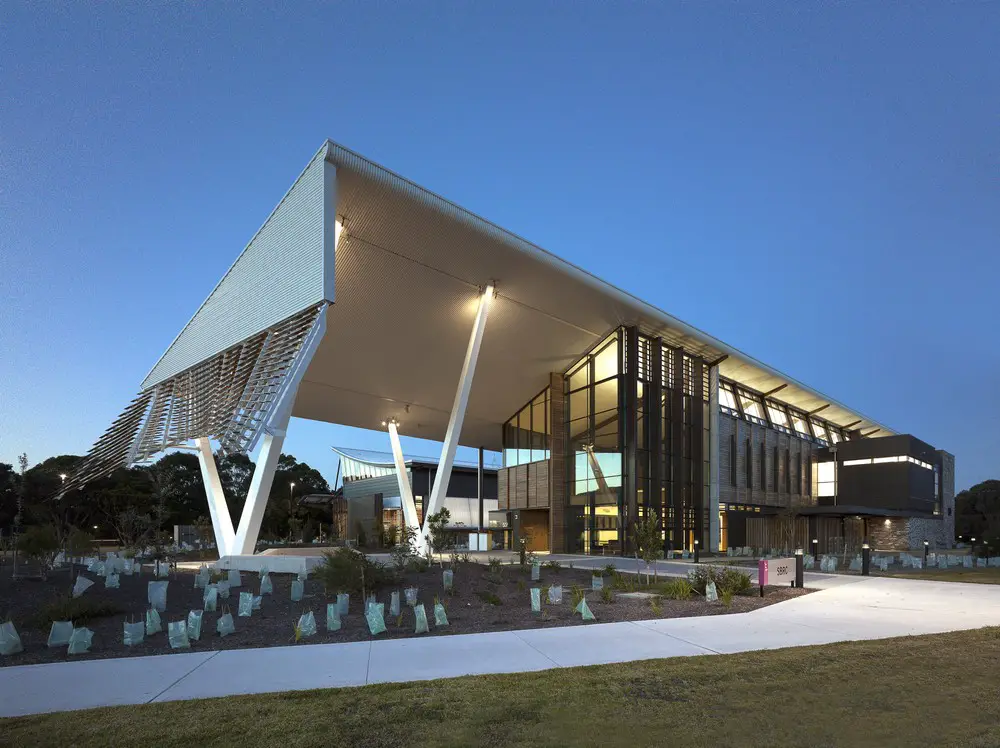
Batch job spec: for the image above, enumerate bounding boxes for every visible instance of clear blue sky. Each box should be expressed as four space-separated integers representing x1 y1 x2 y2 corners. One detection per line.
1 4 997 491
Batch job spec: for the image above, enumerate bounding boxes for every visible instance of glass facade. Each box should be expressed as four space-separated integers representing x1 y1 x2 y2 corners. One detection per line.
566 331 622 553
502 388 551 467
499 324 864 557
563 327 710 555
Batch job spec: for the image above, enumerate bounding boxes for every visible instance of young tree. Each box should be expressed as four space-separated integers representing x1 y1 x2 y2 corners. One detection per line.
631 513 663 585
426 508 452 566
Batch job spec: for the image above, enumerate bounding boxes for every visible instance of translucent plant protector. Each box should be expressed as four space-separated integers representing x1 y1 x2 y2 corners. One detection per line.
0 621 24 655
434 602 449 627
123 620 145 647
414 604 429 634
145 607 162 635
366 603 387 636
187 610 203 641
216 613 236 637
147 581 168 612
238 592 253 617
48 621 74 648
296 611 317 639
326 603 342 632
204 585 219 612
168 620 190 649
67 627 93 655
72 575 94 599
574 598 596 621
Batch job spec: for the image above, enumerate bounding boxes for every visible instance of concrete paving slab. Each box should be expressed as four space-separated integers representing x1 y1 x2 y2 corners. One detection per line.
367 630 557 685
512 620 714 667
0 651 218 717
152 641 371 703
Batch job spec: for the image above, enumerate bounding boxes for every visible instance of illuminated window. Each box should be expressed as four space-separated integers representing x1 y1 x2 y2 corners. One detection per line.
719 385 738 412
811 420 828 442
767 402 790 429
829 429 842 444
843 458 872 466
816 461 836 497
790 411 811 437
738 390 765 422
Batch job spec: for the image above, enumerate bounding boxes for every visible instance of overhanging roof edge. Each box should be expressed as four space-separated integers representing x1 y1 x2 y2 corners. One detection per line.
322 139 896 436
138 143 333 391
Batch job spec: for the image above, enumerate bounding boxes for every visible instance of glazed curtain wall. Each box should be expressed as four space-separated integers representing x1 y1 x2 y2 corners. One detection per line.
563 327 710 555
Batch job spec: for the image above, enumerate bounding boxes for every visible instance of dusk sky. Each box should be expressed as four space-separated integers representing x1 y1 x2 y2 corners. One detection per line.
1 4 996 491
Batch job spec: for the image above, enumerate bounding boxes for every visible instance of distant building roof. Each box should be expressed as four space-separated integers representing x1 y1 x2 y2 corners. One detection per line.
332 446 501 484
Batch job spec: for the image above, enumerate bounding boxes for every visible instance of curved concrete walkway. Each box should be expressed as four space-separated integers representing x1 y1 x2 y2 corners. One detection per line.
2 574 998 718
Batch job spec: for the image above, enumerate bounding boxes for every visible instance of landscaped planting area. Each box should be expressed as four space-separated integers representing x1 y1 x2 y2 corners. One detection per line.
0 551 808 665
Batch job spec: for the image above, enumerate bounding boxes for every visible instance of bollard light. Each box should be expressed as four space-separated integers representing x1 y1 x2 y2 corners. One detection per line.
693 538 700 564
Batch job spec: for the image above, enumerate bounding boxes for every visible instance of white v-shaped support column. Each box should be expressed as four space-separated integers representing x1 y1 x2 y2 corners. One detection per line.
196 305 328 558
387 419 425 555
420 283 493 548
196 437 236 555
231 414 289 555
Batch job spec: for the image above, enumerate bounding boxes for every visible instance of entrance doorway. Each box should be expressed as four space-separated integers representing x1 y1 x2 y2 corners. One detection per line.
520 509 550 552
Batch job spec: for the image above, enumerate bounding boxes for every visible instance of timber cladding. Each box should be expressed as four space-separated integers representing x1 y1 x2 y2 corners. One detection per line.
498 461 550 510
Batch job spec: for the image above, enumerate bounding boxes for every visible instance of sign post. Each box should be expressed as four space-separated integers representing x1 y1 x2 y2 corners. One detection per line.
758 557 796 597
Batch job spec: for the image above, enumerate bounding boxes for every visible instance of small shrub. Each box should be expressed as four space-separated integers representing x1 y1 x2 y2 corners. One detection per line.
601 586 614 604
390 526 419 571
650 596 663 616
720 588 735 609
687 565 752 597
17 525 61 575
611 570 636 592
477 590 502 606
488 557 503 574
66 527 97 561
542 560 562 572
603 563 617 576
315 547 395 597
405 557 430 574
570 585 585 608
516 579 525 591
662 578 693 601
31 596 125 628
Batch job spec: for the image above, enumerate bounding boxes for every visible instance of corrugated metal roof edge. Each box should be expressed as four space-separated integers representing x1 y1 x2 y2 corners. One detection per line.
331 445 501 471
323 138 896 436
139 143 333 391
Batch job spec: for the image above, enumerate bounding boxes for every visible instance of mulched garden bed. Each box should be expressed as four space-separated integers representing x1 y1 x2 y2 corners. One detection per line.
0 560 810 667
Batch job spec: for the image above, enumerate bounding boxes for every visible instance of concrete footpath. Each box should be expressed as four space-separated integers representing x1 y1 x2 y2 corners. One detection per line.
2 574 999 718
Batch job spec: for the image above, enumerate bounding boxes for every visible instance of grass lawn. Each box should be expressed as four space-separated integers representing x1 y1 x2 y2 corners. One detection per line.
887 567 1000 585
5 628 1000 748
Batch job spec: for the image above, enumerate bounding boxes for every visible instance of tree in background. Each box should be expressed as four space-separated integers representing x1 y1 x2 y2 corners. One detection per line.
2 447 335 549
217 452 254 521
262 454 331 541
955 480 1000 552
0 462 19 530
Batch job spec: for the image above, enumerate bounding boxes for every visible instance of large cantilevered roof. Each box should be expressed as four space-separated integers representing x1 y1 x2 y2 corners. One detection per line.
291 140 894 448
67 139 893 490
